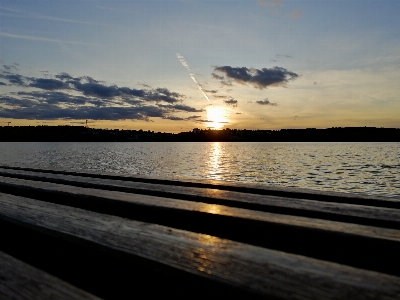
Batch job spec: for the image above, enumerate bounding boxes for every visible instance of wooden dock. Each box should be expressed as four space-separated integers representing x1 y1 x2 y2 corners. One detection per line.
0 165 400 299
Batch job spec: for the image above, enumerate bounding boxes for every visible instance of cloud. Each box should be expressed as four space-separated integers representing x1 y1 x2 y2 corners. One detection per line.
211 73 224 80
0 104 167 121
204 89 218 94
224 99 238 107
66 78 183 103
2 64 18 72
55 72 74 80
196 119 213 123
16 91 92 106
276 54 293 58
186 115 202 120
3 71 185 104
163 114 203 122
158 104 203 112
0 68 201 121
287 9 303 19
0 74 26 85
258 0 282 7
29 78 70 90
213 66 298 89
163 115 185 121
211 73 233 86
0 95 36 108
256 98 277 106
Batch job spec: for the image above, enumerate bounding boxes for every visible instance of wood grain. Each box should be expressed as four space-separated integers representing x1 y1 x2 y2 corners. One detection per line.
0 169 399 229
1 193 400 300
1 176 400 276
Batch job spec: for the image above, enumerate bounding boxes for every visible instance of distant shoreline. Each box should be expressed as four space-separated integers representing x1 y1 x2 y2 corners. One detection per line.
1 125 399 142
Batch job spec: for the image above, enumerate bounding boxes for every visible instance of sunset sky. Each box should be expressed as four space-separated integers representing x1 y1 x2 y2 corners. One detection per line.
1 0 399 132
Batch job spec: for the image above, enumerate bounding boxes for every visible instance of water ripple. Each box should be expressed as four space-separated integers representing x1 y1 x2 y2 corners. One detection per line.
0 142 399 198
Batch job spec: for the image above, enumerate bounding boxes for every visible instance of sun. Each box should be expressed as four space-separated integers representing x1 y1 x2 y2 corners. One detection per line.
207 106 226 129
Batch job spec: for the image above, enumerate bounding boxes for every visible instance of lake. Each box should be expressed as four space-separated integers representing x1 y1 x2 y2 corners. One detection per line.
0 142 399 198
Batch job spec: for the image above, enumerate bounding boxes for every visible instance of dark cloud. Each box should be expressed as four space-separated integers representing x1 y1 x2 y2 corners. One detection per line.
213 66 298 89
235 112 242 114
17 91 91 106
155 88 181 99
155 114 202 122
204 89 218 94
0 95 37 108
2 64 19 72
256 98 277 106
0 68 200 122
211 73 224 80
211 73 233 86
145 88 183 103
0 74 26 85
224 99 238 107
55 72 74 80
0 105 164 121
0 94 183 121
163 115 185 121
70 81 120 98
29 78 70 90
158 104 203 113
186 115 202 120
68 79 181 103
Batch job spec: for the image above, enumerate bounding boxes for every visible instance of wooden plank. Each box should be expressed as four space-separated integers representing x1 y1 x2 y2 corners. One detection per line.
1 165 399 208
0 170 400 231
1 179 400 277
0 250 101 300
1 193 400 300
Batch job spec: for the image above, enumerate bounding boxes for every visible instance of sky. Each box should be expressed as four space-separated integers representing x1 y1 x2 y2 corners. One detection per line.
0 0 399 132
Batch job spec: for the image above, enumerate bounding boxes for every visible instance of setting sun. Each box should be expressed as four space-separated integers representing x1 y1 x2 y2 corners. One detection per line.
207 106 226 129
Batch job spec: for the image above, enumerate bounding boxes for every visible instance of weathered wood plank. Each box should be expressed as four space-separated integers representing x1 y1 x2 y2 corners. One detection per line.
1 193 400 300
0 169 400 231
1 165 399 207
0 250 101 300
1 176 400 238
1 178 400 277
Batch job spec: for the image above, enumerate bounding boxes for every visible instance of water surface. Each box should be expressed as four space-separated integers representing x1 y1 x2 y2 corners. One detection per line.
0 142 399 198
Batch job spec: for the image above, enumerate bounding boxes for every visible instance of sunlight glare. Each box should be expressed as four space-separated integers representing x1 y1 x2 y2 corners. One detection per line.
207 106 226 129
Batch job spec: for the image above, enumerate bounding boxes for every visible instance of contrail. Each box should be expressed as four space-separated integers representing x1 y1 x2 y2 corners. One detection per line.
176 53 211 103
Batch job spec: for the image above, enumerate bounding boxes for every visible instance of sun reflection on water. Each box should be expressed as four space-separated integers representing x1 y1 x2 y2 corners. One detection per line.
208 142 222 180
